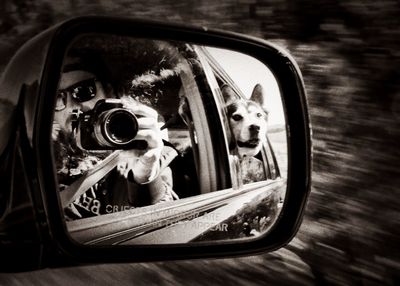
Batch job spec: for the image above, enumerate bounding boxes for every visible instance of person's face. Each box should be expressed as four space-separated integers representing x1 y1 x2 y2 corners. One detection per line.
54 70 107 134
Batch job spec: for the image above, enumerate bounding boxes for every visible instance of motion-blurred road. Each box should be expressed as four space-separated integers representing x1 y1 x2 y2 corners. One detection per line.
1 0 399 285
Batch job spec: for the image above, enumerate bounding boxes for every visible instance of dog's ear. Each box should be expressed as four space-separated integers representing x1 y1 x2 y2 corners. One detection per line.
250 84 269 115
221 84 238 105
250 84 266 107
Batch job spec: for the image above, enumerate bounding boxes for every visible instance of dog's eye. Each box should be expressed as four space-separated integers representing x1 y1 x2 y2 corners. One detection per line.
232 114 243 121
256 113 263 118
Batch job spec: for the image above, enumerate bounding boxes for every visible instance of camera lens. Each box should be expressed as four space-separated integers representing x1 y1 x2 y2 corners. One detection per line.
97 109 138 147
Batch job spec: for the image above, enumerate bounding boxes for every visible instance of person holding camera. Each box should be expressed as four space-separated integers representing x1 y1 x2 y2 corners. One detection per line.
53 57 179 219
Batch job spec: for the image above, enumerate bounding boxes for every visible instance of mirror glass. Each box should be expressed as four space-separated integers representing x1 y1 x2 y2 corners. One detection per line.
51 34 287 245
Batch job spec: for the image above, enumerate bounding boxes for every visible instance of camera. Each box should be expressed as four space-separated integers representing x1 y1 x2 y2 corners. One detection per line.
76 99 145 150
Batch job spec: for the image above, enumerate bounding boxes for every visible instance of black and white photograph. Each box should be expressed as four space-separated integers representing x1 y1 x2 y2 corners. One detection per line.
55 35 287 244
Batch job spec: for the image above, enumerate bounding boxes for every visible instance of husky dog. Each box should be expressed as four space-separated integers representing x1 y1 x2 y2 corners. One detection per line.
222 84 268 183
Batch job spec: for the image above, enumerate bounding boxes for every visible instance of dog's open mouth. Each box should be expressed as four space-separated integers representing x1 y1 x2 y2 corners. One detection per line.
237 139 260 148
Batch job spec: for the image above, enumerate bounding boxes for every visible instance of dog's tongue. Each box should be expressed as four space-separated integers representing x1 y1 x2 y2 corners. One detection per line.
248 138 260 144
237 139 260 148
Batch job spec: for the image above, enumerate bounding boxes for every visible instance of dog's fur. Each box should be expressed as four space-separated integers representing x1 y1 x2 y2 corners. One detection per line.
222 84 268 184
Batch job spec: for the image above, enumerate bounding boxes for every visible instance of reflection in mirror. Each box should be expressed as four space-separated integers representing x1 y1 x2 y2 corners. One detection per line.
52 34 287 245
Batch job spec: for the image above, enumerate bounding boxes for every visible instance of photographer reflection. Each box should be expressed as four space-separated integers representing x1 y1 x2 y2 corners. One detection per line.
53 56 179 220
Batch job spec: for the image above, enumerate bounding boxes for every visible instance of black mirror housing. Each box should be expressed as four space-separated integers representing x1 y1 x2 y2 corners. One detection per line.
0 16 311 272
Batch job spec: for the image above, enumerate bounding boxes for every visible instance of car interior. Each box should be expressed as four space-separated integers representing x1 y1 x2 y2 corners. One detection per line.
54 35 229 221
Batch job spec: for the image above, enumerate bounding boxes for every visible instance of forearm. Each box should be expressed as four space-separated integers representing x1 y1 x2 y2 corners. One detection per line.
148 167 174 204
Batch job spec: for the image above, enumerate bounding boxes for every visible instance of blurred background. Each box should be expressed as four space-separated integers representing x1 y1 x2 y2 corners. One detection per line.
0 0 399 285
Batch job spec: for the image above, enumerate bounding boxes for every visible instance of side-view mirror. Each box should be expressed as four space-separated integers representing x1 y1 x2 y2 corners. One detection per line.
0 16 311 272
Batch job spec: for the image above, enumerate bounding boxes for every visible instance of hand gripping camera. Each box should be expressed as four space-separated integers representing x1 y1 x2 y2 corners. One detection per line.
75 99 146 150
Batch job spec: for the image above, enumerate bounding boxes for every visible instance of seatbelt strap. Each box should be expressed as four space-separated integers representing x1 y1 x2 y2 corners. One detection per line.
60 146 178 208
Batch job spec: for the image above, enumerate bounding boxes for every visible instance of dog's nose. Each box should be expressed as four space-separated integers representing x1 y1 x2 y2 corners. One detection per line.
249 124 260 132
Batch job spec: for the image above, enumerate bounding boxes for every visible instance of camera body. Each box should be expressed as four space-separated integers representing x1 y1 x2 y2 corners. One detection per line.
77 99 144 150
